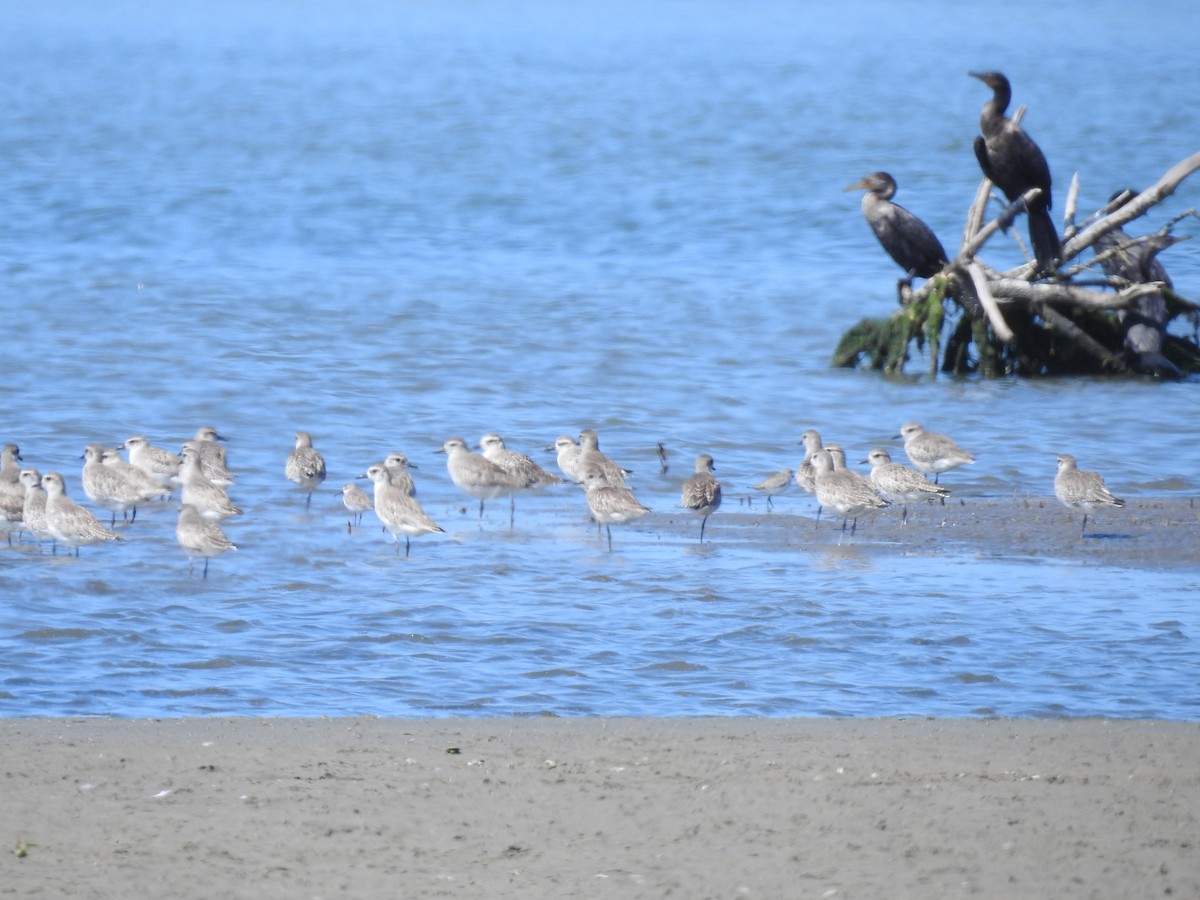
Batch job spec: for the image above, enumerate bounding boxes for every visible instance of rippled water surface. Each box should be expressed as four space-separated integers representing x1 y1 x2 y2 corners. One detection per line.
2 0 1199 720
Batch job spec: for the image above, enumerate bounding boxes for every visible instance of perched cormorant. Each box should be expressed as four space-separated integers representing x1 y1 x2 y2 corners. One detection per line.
969 70 1062 271
845 171 948 280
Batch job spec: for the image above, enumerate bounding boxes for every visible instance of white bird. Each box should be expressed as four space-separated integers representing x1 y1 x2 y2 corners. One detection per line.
19 467 52 549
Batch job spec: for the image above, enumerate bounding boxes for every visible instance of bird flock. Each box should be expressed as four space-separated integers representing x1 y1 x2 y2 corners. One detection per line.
1 418 1128 575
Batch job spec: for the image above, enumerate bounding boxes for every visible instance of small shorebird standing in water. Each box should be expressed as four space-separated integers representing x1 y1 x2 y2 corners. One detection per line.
811 449 888 540
341 482 373 530
286 431 326 510
681 453 722 542
439 437 527 526
582 469 649 552
479 431 563 525
862 448 949 524
752 469 792 510
176 503 237 578
362 463 444 556
41 471 123 556
896 422 975 483
1054 454 1125 537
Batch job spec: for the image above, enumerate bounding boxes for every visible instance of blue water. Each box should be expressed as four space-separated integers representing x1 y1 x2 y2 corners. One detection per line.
2 0 1199 720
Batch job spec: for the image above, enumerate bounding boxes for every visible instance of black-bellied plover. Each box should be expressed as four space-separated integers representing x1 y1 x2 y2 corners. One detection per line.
681 453 722 542
577 429 632 484
285 431 326 510
82 444 167 525
862 447 950 524
550 435 584 483
363 463 444 556
0 446 23 544
176 503 237 578
19 467 51 550
1054 454 1125 537
479 432 562 526
811 448 888 538
795 429 823 495
191 426 232 482
896 422 975 483
180 446 243 521
341 482 373 529
752 469 792 510
41 471 123 555
383 451 418 497
582 469 650 552
439 437 527 525
121 435 181 488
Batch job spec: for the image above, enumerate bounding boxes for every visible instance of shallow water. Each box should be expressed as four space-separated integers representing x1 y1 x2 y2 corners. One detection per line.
2 0 1199 720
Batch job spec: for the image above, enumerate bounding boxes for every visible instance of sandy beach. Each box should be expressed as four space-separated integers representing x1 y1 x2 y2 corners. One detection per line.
2 717 1197 898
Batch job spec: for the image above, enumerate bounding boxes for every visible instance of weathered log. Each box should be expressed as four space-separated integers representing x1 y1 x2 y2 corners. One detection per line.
836 150 1199 377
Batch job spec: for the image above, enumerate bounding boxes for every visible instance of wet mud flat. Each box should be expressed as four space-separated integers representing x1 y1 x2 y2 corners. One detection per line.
649 495 1200 569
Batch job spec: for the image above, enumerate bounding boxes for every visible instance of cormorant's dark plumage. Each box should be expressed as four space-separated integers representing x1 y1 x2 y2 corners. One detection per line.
845 171 948 279
970 70 1061 271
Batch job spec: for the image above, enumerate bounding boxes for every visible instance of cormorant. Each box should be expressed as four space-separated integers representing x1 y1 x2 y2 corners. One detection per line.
969 70 1062 272
845 171 948 280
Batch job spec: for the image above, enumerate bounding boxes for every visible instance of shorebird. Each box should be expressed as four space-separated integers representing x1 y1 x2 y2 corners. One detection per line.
479 432 563 527
176 503 237 578
82 444 167 525
480 433 563 488
681 453 722 542
862 448 950 524
362 463 444 556
190 426 232 481
179 446 242 521
752 469 792 510
121 435 181 488
285 431 326 510
795 429 823 495
19 467 52 550
439 437 527 524
0 447 23 544
582 469 650 552
551 435 584 483
341 482 373 529
577 429 632 484
382 451 418 497
0 443 22 486
896 422 975 483
1054 454 1125 537
41 471 123 555
811 449 888 538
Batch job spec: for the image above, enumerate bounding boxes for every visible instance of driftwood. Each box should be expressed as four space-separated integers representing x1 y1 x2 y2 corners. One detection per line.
835 150 1200 377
